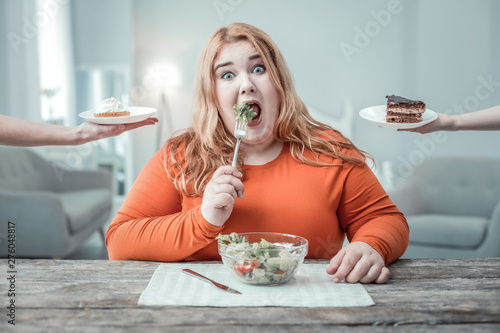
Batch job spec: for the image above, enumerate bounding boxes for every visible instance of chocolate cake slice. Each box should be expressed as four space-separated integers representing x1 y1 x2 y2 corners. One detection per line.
385 95 426 123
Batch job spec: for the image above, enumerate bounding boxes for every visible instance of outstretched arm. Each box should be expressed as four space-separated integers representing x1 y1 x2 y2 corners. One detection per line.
0 115 158 146
399 105 500 134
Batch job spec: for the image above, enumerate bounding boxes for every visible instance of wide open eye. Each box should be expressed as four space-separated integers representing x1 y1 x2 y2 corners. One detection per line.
252 65 265 74
222 72 235 80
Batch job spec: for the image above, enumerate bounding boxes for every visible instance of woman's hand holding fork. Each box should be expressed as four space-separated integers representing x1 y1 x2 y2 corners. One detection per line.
201 166 245 227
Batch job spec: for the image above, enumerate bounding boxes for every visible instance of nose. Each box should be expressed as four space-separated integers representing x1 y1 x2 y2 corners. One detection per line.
239 74 256 95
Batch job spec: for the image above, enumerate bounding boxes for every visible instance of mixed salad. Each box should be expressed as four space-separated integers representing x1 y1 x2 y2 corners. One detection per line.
217 232 305 285
232 102 257 124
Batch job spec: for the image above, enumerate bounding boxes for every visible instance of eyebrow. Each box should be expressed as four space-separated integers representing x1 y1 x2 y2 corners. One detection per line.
213 54 261 72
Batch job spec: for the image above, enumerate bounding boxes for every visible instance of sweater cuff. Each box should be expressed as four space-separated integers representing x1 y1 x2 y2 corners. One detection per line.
194 207 225 238
350 215 409 266
351 236 389 266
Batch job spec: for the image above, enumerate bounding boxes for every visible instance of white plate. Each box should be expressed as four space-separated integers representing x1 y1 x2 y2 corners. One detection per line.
79 106 157 125
359 105 438 129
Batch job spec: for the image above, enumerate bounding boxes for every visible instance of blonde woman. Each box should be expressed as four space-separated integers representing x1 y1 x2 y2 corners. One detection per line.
106 23 409 284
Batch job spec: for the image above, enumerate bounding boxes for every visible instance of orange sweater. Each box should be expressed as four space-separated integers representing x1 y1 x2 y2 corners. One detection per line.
106 143 409 265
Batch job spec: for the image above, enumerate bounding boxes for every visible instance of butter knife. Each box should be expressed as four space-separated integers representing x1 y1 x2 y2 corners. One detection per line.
182 269 242 295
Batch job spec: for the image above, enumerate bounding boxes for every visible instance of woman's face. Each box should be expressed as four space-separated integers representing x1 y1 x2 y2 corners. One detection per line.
213 40 280 147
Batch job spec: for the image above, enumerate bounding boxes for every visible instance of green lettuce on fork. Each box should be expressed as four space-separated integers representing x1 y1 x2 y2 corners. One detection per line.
232 102 257 124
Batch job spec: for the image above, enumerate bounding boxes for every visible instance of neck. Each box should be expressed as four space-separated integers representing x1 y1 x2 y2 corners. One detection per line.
241 140 284 165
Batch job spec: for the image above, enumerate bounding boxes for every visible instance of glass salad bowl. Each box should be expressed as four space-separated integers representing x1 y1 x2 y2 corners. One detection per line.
217 232 308 285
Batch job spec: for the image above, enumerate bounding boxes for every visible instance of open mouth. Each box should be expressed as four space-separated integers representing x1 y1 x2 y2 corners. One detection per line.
246 102 262 121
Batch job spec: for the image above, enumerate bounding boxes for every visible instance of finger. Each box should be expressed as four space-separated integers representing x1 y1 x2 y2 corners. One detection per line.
93 125 124 137
205 178 238 200
211 167 244 198
115 118 158 133
326 248 345 275
94 124 126 136
205 179 236 196
344 259 371 284
211 192 236 209
211 183 239 202
374 267 390 284
332 250 362 283
211 174 245 199
211 174 244 186
398 128 422 134
131 117 159 124
112 125 126 133
358 264 384 284
128 117 159 126
212 166 243 179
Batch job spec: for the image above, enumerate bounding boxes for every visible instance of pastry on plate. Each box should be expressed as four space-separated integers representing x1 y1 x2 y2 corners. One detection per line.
94 97 131 117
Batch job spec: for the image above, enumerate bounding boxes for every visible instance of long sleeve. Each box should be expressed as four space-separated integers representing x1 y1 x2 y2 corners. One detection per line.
106 139 409 263
105 146 223 261
337 159 409 265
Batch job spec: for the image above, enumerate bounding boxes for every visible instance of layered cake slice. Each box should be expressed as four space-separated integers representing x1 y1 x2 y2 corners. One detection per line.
385 95 426 123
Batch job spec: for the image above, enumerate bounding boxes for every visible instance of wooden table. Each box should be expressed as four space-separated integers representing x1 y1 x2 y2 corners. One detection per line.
1 258 499 332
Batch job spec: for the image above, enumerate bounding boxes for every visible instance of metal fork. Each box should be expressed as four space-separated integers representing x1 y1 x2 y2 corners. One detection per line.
231 118 248 167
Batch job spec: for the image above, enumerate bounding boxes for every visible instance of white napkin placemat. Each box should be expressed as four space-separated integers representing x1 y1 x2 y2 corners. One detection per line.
138 263 374 307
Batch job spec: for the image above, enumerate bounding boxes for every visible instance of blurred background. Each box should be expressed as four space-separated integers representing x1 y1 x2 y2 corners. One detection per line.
1 0 499 258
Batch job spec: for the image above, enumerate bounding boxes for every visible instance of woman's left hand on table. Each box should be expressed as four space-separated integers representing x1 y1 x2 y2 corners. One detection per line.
326 241 390 284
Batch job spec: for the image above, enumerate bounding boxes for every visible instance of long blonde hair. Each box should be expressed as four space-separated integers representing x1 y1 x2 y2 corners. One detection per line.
166 23 372 197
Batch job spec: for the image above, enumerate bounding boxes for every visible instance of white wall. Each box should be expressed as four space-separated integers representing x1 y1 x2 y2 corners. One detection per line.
132 0 217 177
492 0 500 84
1 0 41 121
72 0 133 67
132 0 500 188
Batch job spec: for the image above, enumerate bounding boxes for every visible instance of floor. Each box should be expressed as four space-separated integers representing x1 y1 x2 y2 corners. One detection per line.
66 196 123 260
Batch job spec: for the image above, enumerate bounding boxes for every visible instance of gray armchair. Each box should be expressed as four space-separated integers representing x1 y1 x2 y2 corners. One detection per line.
389 157 500 258
0 146 112 258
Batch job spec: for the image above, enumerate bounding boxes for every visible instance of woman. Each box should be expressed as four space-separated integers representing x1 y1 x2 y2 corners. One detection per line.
106 23 409 284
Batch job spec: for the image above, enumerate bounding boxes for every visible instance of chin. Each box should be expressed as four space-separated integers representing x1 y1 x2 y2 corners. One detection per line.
244 132 274 145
